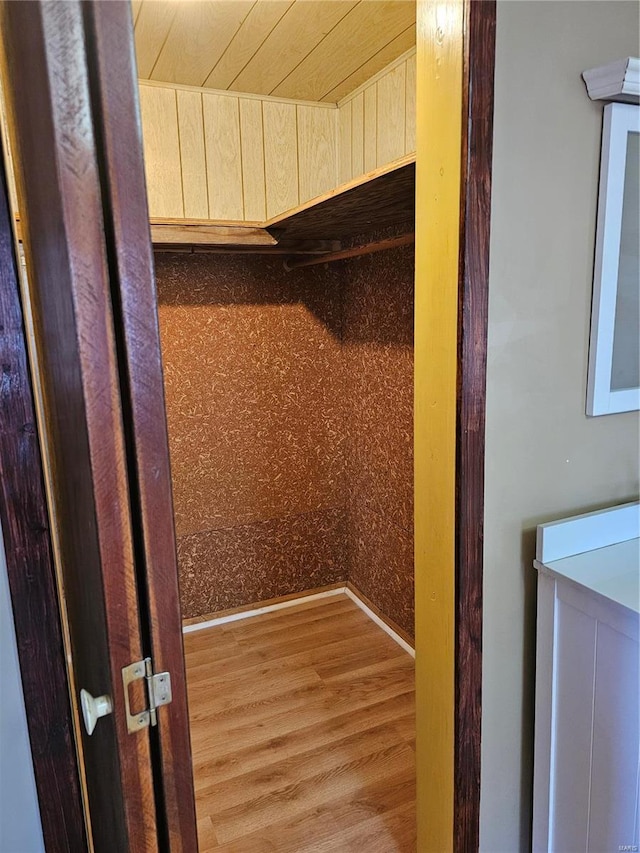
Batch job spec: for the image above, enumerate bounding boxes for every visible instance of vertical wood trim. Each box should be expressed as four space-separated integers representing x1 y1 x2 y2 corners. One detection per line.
532 573 556 850
338 98 352 183
176 90 208 219
0 130 87 853
239 98 266 221
262 99 298 217
454 2 495 849
414 0 463 849
415 0 495 850
363 84 377 172
202 92 244 220
84 3 199 849
296 104 337 204
405 53 417 154
350 91 364 179
376 62 406 167
138 85 184 218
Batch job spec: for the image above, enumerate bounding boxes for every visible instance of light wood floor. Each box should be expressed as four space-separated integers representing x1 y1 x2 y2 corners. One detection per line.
184 593 416 852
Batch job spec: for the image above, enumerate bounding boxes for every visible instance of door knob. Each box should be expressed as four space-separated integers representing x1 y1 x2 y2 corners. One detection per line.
80 688 113 735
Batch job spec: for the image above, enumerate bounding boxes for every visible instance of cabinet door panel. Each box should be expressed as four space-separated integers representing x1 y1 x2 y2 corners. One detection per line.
588 622 639 851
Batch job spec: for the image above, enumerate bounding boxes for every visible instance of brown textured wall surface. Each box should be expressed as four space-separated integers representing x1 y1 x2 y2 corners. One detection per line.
155 247 414 636
343 246 415 637
156 253 346 617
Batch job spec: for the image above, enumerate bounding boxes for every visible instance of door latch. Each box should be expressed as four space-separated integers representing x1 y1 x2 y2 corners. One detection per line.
122 657 172 733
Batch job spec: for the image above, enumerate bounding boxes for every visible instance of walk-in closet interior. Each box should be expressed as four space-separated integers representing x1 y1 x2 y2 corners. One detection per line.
134 1 417 848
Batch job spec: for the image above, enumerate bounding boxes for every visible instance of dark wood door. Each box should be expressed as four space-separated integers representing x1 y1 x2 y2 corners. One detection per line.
0 1 197 850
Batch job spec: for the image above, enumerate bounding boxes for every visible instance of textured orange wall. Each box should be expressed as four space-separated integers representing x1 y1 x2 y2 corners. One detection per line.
156 254 346 617
343 246 415 636
155 248 414 635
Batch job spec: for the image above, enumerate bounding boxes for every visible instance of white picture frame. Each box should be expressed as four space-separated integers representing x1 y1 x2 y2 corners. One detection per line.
586 102 640 416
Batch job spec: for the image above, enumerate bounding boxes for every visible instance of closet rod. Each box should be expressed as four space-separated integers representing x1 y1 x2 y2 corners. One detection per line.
283 232 415 271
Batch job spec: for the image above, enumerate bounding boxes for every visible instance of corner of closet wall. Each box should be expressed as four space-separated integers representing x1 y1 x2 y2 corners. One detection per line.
137 46 416 223
154 243 416 639
139 31 417 639
138 81 338 221
340 239 416 639
337 48 416 185
154 253 348 620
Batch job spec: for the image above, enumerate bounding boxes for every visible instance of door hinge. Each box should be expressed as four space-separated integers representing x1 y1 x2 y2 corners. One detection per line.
122 657 172 734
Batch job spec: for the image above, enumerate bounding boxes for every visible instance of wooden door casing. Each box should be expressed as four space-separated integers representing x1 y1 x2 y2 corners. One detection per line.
0 0 197 849
0 125 88 853
83 2 198 848
454 2 496 848
414 0 495 849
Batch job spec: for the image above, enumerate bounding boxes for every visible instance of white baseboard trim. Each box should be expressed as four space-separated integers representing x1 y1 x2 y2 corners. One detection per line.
182 585 416 659
182 587 345 633
343 587 415 658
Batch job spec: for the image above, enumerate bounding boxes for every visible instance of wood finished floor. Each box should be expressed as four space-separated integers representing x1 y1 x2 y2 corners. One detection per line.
184 593 416 852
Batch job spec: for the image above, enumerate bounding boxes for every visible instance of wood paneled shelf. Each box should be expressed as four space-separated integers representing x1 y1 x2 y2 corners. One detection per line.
266 155 415 240
151 155 415 262
150 221 277 249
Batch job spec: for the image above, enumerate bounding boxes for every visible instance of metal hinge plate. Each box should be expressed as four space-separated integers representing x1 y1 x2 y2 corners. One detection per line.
122 657 172 733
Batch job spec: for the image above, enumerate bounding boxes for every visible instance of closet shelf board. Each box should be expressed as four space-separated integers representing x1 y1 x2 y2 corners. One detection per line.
266 155 415 242
150 155 415 248
14 156 415 254
149 222 276 247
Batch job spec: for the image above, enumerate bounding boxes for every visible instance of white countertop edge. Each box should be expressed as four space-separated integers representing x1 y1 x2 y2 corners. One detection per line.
536 501 640 564
534 537 640 615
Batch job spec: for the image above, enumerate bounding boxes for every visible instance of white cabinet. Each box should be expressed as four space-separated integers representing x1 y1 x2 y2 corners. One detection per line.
533 503 640 852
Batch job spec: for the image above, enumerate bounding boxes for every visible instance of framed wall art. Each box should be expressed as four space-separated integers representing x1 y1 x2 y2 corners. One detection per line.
587 101 640 416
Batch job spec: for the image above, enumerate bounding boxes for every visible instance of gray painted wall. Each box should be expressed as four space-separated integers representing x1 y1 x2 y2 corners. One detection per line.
482 3 640 850
0 526 45 852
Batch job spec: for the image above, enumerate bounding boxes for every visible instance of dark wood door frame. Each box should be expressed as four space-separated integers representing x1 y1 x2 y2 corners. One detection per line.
0 0 496 849
0 125 88 853
455 1 496 849
0 0 196 849
1 0 159 846
84 3 198 847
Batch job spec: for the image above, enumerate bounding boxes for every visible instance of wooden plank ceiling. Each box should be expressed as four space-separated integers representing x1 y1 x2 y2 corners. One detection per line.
132 0 416 103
